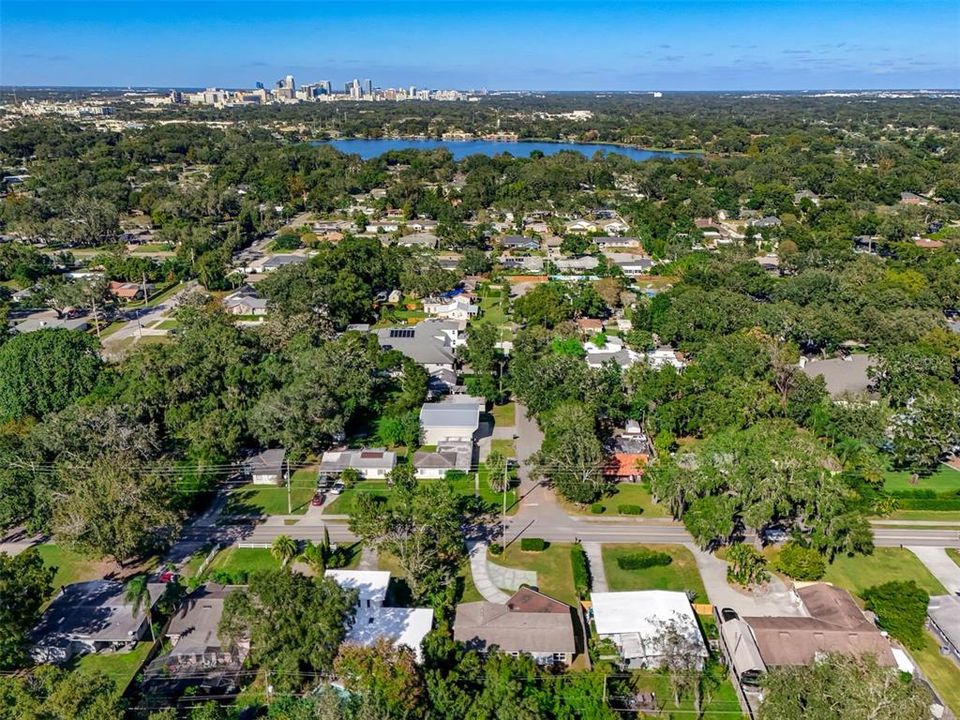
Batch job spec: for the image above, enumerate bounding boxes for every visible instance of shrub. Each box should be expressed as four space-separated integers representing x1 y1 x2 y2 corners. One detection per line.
489 543 503 556
571 543 591 597
520 538 546 552
618 504 644 515
862 581 929 649
616 549 672 570
590 503 605 514
776 542 826 580
726 543 768 586
899 498 960 511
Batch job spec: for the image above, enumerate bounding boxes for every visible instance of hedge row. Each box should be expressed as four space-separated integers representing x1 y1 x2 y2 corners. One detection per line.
898 498 960 510
571 543 591 597
520 538 546 552
618 504 644 515
888 489 960 500
616 549 672 570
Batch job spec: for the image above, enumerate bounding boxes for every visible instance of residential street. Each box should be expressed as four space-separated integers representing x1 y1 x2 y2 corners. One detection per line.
100 281 197 357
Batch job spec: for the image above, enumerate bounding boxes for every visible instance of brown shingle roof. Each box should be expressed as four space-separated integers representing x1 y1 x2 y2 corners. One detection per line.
454 589 577 655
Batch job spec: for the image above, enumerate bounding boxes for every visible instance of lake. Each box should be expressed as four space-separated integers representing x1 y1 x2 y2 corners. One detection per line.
316 138 689 162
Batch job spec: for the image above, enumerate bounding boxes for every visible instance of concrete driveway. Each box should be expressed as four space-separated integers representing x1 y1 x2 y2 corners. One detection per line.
908 546 960 594
684 543 806 617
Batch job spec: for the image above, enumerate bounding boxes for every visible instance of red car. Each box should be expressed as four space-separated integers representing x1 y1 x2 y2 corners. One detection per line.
311 492 325 507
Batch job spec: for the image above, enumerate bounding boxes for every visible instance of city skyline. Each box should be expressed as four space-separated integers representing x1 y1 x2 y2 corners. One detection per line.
2 1 959 91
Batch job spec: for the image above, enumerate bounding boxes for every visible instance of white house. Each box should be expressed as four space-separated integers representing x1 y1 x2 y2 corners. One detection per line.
419 396 483 445
422 296 479 321
319 448 397 479
591 590 707 669
245 448 286 485
413 441 473 478
645 347 686 370
325 570 434 662
584 336 642 370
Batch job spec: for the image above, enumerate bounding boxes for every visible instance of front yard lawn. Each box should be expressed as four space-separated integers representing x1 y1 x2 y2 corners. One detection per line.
206 547 280 577
490 401 516 428
602 544 707 603
821 547 946 597
882 464 960 494
72 641 153 691
35 544 116 588
496 542 578 606
324 476 518 516
224 468 318 516
566 483 669 518
947 548 960 567
490 438 516 458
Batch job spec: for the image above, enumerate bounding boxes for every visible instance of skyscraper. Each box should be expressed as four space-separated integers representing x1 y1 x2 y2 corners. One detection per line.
351 78 361 99
320 80 331 95
363 78 372 96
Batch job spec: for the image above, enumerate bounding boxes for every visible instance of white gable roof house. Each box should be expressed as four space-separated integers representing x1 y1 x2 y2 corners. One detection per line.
591 590 708 669
325 570 434 662
419 395 483 445
422 296 479 321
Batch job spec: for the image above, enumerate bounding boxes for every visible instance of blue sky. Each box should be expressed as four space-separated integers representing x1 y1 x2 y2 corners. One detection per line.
2 1 958 90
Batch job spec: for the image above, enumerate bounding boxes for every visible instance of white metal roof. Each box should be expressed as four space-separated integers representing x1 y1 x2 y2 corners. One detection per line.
325 570 390 604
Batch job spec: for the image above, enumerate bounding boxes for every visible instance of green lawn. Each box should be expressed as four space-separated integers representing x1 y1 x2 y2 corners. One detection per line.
224 468 318 516
490 401 516 428
821 548 947 597
880 510 960 522
913 632 960 713
476 292 509 327
947 548 960 567
883 465 960 493
496 542 578 606
206 547 280 576
72 641 153 691
602 544 707 603
490 438 516 458
324 476 518 516
627 667 746 720
566 483 668 518
35 544 111 588
154 319 179 330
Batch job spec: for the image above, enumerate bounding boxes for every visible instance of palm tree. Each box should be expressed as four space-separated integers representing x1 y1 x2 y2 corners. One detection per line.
299 541 327 575
123 574 155 641
271 535 298 567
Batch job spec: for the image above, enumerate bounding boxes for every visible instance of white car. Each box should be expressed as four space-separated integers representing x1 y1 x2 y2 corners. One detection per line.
330 481 345 495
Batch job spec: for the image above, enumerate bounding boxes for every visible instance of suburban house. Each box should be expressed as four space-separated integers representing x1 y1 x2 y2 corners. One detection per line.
422 296 479 321
645 346 686 370
407 219 438 232
590 590 708 669
250 254 307 273
794 189 820 205
499 235 541 251
718 583 898 691
553 255 599 273
603 252 654 277
604 420 652 482
748 216 782 229
565 219 598 234
223 286 268 316
245 448 286 485
319 448 397 479
584 336 642 370
454 588 579 666
419 396 483 445
325 570 434 662
899 191 928 206
108 280 149 302
396 232 439 249
594 236 641 250
928 594 960 661
376 319 465 375
413 440 473 478
151 584 249 676
32 580 164 663
599 219 630 235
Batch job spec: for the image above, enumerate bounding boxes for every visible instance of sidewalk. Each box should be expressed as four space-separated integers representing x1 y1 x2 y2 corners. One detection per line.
467 541 510 603
582 542 609 592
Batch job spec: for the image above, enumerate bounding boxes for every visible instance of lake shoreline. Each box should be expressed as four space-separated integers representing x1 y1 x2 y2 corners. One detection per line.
309 136 700 161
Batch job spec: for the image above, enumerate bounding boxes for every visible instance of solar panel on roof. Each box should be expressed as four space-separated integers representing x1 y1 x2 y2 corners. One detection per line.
389 328 415 338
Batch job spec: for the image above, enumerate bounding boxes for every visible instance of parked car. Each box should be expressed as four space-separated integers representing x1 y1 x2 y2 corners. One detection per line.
317 474 334 490
311 492 325 507
330 481 345 495
760 525 790 544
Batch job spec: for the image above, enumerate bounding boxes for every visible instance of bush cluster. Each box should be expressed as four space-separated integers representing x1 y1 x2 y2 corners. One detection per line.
590 503 605 514
520 538 546 552
616 549 672 570
775 542 826 580
571 543 591 597
862 581 929 649
617 504 644 515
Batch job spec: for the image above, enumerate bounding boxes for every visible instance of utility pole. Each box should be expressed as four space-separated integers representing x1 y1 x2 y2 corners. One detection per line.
89 293 101 340
285 457 292 515
501 462 509 544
